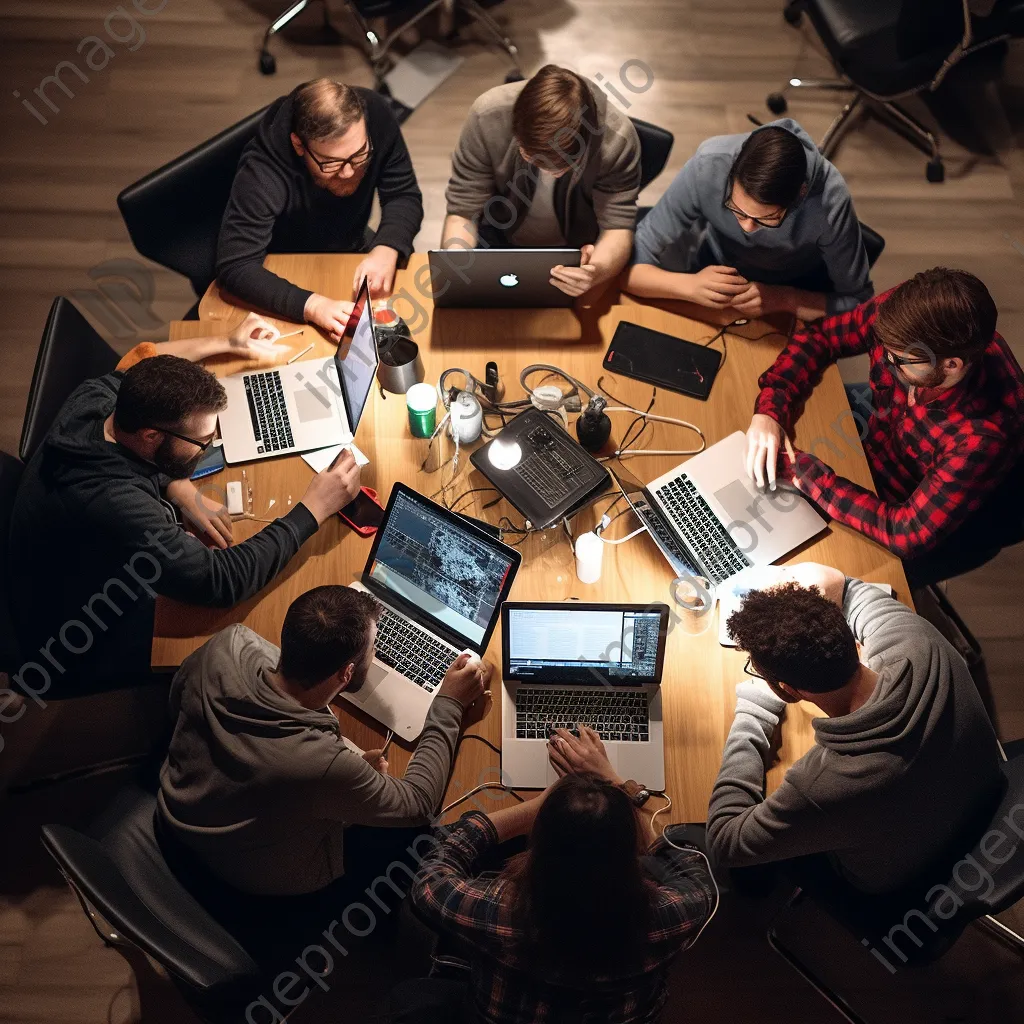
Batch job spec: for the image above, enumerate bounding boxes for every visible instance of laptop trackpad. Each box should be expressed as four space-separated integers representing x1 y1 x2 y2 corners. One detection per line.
545 736 620 784
713 478 765 525
346 661 390 703
293 386 335 422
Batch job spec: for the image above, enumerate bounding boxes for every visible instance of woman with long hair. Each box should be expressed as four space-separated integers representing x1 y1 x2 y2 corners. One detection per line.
398 727 716 1023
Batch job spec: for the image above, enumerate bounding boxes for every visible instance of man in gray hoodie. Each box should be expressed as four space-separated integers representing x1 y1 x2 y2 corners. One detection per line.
158 585 492 897
707 564 1002 894
626 120 872 321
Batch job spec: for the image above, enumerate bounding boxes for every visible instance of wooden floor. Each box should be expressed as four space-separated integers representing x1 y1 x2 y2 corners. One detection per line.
1 1 1023 1021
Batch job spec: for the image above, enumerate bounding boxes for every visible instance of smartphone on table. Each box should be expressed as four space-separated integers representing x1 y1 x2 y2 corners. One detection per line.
338 487 385 536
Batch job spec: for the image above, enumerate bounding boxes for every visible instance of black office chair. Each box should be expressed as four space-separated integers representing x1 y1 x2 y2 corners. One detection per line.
630 116 675 224
42 786 269 1024
0 451 24 678
117 103 272 299
768 0 1024 181
767 748 1024 1024
259 0 522 84
19 297 120 464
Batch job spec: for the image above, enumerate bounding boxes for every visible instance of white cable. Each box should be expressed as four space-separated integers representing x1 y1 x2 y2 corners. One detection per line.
598 525 648 546
649 792 721 948
440 781 525 816
599 406 706 459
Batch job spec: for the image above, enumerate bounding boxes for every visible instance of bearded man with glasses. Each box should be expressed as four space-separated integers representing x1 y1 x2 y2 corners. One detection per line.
217 78 423 340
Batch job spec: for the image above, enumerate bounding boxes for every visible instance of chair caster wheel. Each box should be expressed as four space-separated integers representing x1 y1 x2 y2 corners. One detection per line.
926 159 945 183
767 92 788 115
259 50 276 75
505 69 525 84
783 1 803 25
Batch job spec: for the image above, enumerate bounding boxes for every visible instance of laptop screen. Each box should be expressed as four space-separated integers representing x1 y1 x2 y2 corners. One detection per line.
336 282 379 436
367 487 520 648
503 604 669 685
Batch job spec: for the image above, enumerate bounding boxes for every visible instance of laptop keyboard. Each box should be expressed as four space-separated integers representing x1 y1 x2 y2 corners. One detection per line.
515 688 650 742
653 474 751 586
244 371 295 455
374 606 457 693
633 498 702 579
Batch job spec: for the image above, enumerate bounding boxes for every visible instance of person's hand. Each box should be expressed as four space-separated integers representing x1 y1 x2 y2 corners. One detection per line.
227 313 282 356
166 478 233 549
299 448 361 525
362 748 389 775
550 257 599 298
684 265 748 308
744 413 786 490
438 652 492 709
547 724 623 785
353 245 399 299
461 686 494 729
303 293 356 343
731 282 790 318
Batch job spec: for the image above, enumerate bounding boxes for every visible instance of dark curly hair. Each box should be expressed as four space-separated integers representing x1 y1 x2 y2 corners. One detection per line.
726 582 858 694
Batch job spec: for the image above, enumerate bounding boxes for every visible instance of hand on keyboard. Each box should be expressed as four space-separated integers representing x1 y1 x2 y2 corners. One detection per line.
547 724 624 786
438 652 493 711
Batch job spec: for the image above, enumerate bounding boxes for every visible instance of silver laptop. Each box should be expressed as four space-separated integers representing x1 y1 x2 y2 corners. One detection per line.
500 603 669 790
620 431 827 587
341 484 522 741
218 282 378 463
428 248 582 309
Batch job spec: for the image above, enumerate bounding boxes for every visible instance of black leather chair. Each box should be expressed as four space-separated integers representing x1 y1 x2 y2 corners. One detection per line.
769 0 1024 181
767 747 1024 1023
19 297 119 464
42 786 267 1023
117 104 271 298
0 451 24 678
630 116 674 224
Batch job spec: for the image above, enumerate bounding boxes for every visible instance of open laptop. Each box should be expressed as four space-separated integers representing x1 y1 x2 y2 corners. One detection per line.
341 483 522 741
500 602 670 790
218 281 379 463
611 431 827 587
428 248 582 309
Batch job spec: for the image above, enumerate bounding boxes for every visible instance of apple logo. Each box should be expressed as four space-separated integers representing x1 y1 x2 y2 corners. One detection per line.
499 273 519 288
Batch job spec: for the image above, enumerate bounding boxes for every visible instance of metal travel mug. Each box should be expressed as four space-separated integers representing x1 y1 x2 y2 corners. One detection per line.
374 309 423 395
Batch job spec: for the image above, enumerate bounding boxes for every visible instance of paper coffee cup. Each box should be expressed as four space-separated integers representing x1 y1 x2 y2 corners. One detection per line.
574 531 604 584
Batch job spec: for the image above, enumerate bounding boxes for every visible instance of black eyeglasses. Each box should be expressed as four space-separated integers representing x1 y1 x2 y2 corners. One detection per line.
152 426 216 453
743 657 762 678
723 178 787 229
303 135 374 174
884 347 934 368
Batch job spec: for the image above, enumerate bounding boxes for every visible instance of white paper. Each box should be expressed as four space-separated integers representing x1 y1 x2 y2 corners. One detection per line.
301 442 369 473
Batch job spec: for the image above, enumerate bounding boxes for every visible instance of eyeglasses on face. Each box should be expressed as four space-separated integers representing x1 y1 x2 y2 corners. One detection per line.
884 347 934 368
723 181 787 229
743 657 762 678
152 426 216 453
303 136 374 174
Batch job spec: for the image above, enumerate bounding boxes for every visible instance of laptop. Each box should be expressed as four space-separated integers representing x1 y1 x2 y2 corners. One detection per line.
341 483 522 741
428 248 582 309
500 602 670 790
611 431 827 587
218 281 379 463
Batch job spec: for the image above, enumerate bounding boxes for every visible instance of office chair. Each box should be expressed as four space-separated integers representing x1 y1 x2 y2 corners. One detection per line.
631 116 675 224
117 104 272 299
768 0 1024 181
19 297 119 464
0 451 24 677
259 0 522 84
42 785 270 1024
767 746 1024 1024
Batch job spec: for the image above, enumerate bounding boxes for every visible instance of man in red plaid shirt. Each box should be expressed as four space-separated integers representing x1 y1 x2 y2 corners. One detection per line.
744 268 1024 587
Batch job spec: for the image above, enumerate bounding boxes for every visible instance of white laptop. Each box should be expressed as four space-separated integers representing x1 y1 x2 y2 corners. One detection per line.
341 484 522 741
428 248 582 309
635 431 827 587
218 281 378 463
500 602 670 791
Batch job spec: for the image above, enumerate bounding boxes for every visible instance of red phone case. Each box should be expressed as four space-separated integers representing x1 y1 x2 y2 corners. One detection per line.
338 486 384 536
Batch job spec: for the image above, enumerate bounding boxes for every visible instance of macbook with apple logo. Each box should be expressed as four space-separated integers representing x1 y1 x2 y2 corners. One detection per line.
428 248 582 308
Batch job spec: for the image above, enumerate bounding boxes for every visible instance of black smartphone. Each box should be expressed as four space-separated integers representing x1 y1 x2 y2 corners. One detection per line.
338 487 386 536
191 444 225 480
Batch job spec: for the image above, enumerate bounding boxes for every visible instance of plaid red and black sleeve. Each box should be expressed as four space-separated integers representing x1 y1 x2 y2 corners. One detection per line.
641 829 717 946
410 811 507 946
787 430 1012 555
754 299 877 430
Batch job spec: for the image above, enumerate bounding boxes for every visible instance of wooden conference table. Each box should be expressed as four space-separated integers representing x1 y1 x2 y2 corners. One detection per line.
153 253 910 824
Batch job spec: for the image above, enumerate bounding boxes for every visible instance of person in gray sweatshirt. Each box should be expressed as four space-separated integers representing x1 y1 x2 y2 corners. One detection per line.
158 585 492 897
626 120 873 322
707 563 1003 894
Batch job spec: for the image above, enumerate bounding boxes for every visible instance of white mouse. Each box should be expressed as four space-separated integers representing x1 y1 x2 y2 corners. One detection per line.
460 649 482 668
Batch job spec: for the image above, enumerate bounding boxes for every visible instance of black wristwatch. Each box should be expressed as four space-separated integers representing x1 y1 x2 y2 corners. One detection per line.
619 779 651 808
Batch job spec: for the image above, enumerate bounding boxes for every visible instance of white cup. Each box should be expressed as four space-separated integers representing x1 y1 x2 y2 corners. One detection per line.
671 574 715 636
574 531 604 584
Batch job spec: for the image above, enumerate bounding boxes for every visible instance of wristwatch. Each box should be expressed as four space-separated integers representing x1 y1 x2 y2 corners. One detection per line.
619 779 651 808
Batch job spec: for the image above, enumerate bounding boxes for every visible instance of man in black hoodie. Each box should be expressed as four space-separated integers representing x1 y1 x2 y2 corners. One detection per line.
9 320 362 697
216 78 424 340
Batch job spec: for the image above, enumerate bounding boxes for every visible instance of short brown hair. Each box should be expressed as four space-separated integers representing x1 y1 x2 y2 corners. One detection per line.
726 582 859 694
512 64 593 170
874 268 997 361
114 355 226 434
291 78 364 144
732 126 807 209
279 586 381 689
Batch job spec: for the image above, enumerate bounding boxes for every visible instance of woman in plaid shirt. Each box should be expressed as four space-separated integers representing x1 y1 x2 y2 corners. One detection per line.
399 742 716 1024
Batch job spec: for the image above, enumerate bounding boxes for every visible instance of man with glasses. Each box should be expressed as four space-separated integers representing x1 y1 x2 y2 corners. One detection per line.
625 121 872 321
9 319 363 693
217 78 423 339
744 268 1024 586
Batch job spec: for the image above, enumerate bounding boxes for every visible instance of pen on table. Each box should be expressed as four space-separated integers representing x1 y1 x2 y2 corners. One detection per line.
276 329 305 340
286 342 314 365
